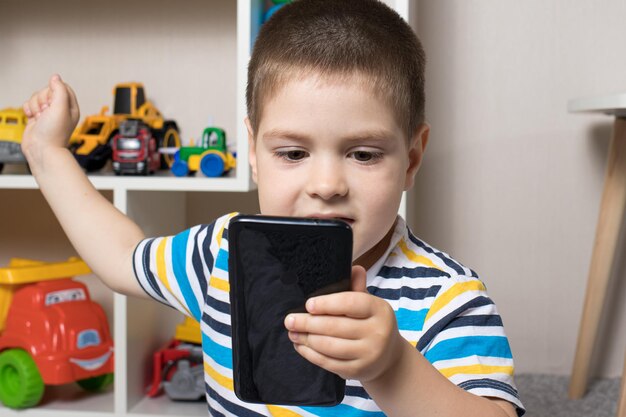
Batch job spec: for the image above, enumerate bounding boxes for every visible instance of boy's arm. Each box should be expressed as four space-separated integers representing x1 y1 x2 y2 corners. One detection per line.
361 339 518 417
22 75 147 298
285 267 519 417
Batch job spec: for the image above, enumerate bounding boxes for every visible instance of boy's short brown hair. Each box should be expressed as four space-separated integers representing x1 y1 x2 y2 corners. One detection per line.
246 0 426 140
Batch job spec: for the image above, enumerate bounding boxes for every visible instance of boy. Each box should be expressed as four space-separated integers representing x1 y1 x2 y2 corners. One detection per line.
21 1 524 416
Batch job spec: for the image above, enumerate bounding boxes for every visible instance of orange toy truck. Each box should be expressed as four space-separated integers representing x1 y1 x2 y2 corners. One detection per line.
0 258 114 409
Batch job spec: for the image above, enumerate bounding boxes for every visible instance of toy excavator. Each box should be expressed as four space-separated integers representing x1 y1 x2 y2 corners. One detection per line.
69 83 180 172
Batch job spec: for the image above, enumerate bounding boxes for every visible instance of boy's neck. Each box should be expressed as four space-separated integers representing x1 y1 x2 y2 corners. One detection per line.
354 219 397 271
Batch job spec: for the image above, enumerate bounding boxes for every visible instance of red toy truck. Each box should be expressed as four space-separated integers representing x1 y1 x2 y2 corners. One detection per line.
111 120 161 175
0 258 114 409
148 316 203 401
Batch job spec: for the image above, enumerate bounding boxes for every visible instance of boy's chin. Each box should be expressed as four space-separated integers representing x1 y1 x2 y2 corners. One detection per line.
353 226 396 270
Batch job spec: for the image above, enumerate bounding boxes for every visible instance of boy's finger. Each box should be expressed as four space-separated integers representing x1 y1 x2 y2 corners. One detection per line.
65 83 80 119
285 313 363 339
306 291 373 318
29 93 42 116
290 332 359 360
292 343 354 378
351 265 367 293
23 102 33 118
49 74 69 107
37 89 50 110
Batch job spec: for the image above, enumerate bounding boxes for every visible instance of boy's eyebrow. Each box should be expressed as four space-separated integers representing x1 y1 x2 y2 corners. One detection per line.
262 129 312 143
262 129 397 144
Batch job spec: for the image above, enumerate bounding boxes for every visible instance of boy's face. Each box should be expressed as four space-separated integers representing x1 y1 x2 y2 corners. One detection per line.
247 73 428 268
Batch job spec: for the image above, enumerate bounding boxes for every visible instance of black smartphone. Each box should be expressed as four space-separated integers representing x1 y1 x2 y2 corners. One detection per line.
228 214 353 406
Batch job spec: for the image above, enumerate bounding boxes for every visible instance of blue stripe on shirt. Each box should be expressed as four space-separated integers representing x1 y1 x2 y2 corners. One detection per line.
172 230 201 320
202 333 233 369
396 308 428 332
425 336 512 363
215 248 229 272
301 404 385 417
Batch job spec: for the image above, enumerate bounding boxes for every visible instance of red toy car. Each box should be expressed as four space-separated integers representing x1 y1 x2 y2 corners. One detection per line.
112 120 161 175
0 258 114 409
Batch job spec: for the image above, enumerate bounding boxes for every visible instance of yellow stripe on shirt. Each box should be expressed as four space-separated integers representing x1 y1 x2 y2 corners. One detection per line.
267 405 304 417
156 238 192 317
217 212 238 246
438 364 514 378
204 362 234 391
209 213 237 293
398 239 442 270
425 280 486 322
209 275 230 292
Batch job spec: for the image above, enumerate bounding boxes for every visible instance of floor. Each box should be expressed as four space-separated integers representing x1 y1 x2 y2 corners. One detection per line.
516 374 621 417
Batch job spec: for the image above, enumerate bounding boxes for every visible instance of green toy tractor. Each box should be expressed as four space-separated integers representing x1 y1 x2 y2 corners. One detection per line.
170 127 236 177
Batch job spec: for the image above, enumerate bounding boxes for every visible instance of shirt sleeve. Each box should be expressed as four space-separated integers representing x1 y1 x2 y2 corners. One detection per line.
132 212 237 322
417 275 525 416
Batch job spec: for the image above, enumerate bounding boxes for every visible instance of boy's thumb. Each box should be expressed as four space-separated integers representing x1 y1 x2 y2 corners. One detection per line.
49 74 67 104
351 265 367 293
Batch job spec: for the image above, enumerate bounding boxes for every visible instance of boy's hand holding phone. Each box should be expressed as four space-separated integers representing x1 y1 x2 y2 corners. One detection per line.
22 74 80 172
284 265 406 384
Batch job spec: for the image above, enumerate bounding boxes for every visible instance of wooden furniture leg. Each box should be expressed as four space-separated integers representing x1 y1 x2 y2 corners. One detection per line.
569 117 626 399
618 350 626 417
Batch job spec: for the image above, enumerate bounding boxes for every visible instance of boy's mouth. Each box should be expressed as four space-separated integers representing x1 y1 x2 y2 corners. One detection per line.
306 214 354 226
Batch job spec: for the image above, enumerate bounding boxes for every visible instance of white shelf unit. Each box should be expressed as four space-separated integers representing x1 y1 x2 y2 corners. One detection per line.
0 1 413 416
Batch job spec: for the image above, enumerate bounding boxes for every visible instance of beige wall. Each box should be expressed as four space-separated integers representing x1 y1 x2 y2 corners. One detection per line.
0 0 237 145
407 0 626 377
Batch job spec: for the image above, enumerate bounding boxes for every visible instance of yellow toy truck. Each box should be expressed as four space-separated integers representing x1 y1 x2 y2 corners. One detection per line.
0 108 28 174
69 83 181 171
0 258 114 409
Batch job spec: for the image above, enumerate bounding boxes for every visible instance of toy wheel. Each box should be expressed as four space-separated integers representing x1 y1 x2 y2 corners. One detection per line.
0 349 44 409
79 144 112 172
77 373 114 392
171 159 190 177
160 128 181 168
141 159 150 176
200 153 224 177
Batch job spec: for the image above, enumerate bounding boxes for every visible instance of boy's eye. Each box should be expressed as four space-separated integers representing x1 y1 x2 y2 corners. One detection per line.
276 150 308 161
350 150 383 163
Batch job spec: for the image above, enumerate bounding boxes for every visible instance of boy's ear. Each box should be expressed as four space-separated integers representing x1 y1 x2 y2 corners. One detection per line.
404 123 430 191
245 117 258 184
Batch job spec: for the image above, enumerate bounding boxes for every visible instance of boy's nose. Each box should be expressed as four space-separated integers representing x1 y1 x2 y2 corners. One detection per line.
305 162 349 200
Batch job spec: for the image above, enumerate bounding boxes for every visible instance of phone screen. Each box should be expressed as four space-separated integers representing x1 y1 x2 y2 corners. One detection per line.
228 215 352 406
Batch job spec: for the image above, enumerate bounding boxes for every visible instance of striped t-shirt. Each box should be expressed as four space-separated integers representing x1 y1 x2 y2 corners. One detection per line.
133 213 525 416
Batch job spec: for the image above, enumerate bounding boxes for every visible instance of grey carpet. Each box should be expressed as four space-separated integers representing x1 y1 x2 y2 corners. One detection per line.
516 374 621 417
